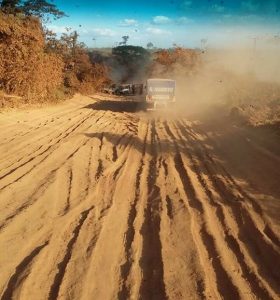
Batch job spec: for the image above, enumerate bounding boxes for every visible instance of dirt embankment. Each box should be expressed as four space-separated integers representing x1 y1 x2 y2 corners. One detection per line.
0 95 279 299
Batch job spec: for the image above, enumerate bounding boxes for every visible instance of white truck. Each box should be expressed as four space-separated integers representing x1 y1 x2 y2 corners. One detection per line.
146 78 176 109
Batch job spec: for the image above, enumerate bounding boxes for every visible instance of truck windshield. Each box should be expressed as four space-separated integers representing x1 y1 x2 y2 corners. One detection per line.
147 80 175 96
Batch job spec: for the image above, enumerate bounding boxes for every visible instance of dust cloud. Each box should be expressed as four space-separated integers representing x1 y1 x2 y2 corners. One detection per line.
173 46 280 122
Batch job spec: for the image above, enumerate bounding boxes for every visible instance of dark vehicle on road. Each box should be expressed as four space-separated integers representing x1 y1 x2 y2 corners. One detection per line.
103 83 144 96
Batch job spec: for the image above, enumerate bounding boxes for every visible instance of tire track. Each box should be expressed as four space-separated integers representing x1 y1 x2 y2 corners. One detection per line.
163 120 242 299
0 114 62 146
0 109 89 165
24 124 132 298
174 120 280 297
0 110 95 179
1 241 49 300
138 119 167 300
173 151 240 299
118 121 149 299
63 168 73 215
181 120 279 243
61 117 133 215
180 123 280 252
152 118 207 299
0 138 90 232
0 170 56 232
0 111 95 192
176 138 273 298
48 206 94 300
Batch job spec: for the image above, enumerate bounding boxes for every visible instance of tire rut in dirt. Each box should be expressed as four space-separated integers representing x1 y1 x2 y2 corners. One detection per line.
118 122 149 300
163 120 242 299
174 119 280 298
0 139 89 231
1 241 49 300
48 206 94 300
0 111 95 184
0 109 93 168
174 122 272 298
139 119 167 300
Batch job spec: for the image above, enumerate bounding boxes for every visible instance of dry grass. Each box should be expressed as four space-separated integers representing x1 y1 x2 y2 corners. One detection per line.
0 12 64 103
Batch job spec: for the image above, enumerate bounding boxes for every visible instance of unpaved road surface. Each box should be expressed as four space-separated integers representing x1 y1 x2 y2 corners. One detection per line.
0 95 279 300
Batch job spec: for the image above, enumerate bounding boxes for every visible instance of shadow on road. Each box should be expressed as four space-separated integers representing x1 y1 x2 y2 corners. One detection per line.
84 100 146 113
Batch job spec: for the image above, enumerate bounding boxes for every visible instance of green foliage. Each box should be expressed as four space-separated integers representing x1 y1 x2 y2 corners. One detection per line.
22 0 65 19
112 45 150 66
112 45 151 82
0 0 65 19
147 42 154 49
119 35 129 46
1 0 19 9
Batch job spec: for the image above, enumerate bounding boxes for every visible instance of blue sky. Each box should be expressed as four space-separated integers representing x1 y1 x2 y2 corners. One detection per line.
48 0 280 48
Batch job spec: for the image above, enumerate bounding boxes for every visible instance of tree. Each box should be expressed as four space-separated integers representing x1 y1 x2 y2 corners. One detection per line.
1 0 19 9
119 35 129 46
45 28 84 66
0 0 21 13
112 45 151 81
0 0 65 19
60 30 79 55
22 0 65 19
44 28 62 53
147 42 154 49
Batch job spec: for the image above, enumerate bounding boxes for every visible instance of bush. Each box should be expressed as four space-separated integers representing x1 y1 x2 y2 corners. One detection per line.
0 13 110 106
150 47 201 78
0 12 64 101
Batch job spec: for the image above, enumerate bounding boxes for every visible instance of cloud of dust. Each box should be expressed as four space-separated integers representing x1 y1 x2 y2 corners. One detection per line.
173 46 280 119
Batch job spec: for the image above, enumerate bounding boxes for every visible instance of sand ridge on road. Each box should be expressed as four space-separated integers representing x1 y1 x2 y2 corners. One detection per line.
0 95 279 300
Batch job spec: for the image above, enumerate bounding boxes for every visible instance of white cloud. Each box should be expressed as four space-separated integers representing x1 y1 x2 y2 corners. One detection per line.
91 28 116 37
176 17 193 25
47 25 67 34
119 19 138 27
151 15 193 26
46 25 115 38
79 28 90 34
152 16 172 25
146 27 171 35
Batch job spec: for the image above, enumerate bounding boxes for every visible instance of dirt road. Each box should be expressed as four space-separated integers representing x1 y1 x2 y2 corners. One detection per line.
0 95 279 300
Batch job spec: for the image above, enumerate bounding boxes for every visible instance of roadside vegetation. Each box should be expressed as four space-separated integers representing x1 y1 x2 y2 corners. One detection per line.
0 0 203 107
0 0 110 107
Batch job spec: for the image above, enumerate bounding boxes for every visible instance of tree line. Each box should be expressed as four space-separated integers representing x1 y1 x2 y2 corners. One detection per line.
0 0 64 19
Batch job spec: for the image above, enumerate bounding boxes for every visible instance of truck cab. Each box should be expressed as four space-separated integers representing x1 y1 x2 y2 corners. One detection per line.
146 78 176 109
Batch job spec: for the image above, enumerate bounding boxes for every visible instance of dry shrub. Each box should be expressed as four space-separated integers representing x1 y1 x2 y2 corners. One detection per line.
0 12 64 102
151 47 201 78
65 48 110 94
